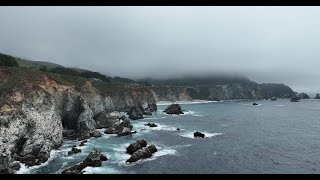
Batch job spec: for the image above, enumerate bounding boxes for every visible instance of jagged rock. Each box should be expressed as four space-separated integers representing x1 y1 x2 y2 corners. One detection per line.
62 148 106 174
126 145 158 163
148 103 157 112
0 67 157 172
100 154 108 161
163 103 184 115
68 146 81 155
126 139 147 155
127 106 144 120
252 103 258 105
290 97 300 102
194 131 205 138
315 94 320 99
103 115 133 135
94 111 126 129
117 127 132 137
270 97 277 101
144 123 158 127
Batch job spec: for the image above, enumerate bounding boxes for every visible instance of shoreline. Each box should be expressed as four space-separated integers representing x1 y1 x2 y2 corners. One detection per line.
156 99 220 105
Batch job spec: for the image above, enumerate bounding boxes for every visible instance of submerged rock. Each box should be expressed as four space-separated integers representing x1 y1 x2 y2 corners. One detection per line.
194 131 205 138
126 139 147 155
163 103 184 115
252 103 258 105
144 123 158 127
126 145 158 163
62 148 107 174
177 128 180 131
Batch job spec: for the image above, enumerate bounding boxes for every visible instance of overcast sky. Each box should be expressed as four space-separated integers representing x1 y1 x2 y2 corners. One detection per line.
0 6 320 93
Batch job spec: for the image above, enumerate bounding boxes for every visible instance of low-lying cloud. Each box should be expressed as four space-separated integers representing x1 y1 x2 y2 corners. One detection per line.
0 6 319 93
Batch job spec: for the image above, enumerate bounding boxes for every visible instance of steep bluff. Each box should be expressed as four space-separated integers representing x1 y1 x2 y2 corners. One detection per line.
150 82 295 101
0 67 156 173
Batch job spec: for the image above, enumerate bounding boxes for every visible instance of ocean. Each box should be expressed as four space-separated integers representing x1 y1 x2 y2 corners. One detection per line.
17 98 320 174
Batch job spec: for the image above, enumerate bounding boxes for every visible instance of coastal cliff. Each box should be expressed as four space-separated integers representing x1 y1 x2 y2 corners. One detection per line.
0 67 156 173
149 82 295 101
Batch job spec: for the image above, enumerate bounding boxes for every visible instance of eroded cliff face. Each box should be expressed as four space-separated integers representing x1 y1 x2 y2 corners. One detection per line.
0 68 156 173
151 82 295 101
150 86 192 101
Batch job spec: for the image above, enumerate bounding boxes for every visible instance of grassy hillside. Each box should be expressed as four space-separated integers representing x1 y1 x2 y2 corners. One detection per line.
16 58 63 70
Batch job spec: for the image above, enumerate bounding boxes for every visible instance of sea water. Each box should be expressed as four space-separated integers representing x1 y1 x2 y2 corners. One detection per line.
17 99 320 174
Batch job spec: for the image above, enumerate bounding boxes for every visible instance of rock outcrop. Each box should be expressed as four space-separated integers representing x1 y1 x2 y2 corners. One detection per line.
315 94 320 99
127 102 158 120
125 140 157 163
297 92 310 99
163 103 184 115
194 131 205 138
0 67 157 173
68 146 81 155
62 148 107 174
126 139 148 155
126 145 158 163
290 97 300 102
144 123 158 127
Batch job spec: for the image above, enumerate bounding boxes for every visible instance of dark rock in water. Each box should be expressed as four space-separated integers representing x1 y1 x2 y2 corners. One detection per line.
194 131 205 138
103 117 133 135
126 139 147 155
140 129 146 131
97 112 133 136
144 123 158 127
148 103 157 112
315 93 320 99
147 144 158 154
270 97 277 101
100 154 108 161
117 127 133 137
177 128 180 131
62 148 105 174
79 140 87 146
265 98 268 100
163 103 184 115
126 144 158 163
127 106 144 120
297 92 310 99
131 131 137 134
68 146 81 155
290 97 300 102
252 103 258 105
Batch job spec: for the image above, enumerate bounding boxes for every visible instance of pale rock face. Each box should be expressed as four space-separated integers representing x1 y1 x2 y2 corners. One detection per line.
104 96 116 112
0 90 63 172
0 77 157 173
